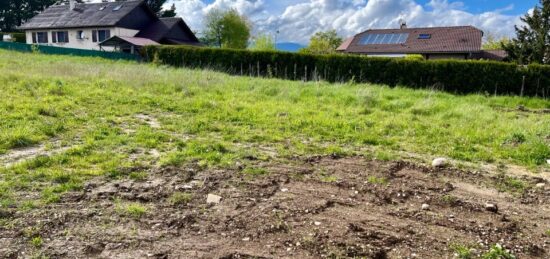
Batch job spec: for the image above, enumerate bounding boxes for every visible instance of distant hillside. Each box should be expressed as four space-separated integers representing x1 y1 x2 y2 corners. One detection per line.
275 42 305 52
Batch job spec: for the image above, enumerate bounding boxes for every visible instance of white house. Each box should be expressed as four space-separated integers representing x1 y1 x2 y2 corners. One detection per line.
18 0 200 53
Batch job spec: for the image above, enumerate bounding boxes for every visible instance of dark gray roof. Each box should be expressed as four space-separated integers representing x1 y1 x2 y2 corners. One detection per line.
136 17 199 43
19 0 145 30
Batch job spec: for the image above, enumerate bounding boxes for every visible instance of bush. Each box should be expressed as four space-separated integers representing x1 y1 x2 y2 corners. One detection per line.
141 45 550 97
0 32 25 43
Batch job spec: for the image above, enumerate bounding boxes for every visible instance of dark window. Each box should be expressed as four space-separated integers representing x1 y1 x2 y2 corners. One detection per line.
35 32 48 43
32 32 37 43
52 31 69 43
60 31 69 43
418 34 432 39
97 29 111 42
92 30 97 42
76 31 84 40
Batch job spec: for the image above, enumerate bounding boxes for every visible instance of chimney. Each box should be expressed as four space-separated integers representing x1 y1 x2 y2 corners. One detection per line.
69 0 76 10
399 19 407 29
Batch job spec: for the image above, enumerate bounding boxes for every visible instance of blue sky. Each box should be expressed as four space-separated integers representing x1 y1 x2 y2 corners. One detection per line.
170 0 540 43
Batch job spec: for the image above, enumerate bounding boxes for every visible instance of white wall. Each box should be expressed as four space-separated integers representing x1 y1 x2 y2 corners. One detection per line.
25 27 139 51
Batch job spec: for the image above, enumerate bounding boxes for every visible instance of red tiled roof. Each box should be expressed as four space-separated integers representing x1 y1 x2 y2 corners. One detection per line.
337 37 354 51
343 26 483 54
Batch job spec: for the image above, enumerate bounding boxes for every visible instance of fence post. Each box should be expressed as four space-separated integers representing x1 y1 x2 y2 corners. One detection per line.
257 61 260 77
521 75 525 97
304 65 308 82
294 63 297 81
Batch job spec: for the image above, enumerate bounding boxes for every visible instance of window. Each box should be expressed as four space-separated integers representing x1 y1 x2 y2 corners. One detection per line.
92 29 111 42
52 31 69 43
418 34 431 39
32 32 48 44
113 5 123 11
76 30 85 40
360 33 409 45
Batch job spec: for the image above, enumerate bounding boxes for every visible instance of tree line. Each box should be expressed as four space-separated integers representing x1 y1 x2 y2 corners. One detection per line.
1 0 550 65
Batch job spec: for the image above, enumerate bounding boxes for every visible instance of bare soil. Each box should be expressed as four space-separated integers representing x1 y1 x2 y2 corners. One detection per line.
1 156 550 258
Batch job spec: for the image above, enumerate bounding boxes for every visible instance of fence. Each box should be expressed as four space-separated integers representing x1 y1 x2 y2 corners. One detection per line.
0 41 139 61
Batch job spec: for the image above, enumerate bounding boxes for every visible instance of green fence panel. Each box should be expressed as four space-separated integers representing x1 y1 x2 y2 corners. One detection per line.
0 41 139 61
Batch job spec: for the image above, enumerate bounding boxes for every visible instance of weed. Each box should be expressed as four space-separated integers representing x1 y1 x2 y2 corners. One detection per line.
440 195 459 204
243 167 269 177
545 229 550 237
117 203 148 219
129 171 148 181
450 244 473 259
31 236 43 248
482 244 515 259
367 176 388 185
319 172 338 183
495 174 529 194
168 192 193 205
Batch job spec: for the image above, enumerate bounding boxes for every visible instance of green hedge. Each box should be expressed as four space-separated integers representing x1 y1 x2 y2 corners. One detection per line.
142 45 550 97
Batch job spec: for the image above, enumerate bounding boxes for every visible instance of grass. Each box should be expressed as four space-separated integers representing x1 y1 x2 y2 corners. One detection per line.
168 192 193 205
0 49 549 210
116 202 148 219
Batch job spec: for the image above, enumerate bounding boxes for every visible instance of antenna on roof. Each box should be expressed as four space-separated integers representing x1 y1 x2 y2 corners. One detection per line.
399 19 407 30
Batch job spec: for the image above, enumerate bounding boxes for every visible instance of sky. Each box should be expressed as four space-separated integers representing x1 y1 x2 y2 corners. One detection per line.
168 0 539 44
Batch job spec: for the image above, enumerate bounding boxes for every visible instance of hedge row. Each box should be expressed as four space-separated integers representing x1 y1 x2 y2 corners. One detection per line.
141 45 550 97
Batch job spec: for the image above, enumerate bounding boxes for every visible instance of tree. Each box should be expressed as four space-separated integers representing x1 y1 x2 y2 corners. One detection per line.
503 0 550 64
299 30 343 55
482 33 510 50
203 8 251 49
161 3 176 18
0 0 57 32
250 33 276 51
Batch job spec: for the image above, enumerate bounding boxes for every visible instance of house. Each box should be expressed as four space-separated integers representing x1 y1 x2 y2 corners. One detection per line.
337 24 507 61
18 0 200 53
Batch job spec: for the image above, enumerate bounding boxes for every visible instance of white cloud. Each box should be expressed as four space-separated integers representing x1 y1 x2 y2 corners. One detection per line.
169 0 525 43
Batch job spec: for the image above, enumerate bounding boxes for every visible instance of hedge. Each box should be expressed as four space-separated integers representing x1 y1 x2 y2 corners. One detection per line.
141 45 550 97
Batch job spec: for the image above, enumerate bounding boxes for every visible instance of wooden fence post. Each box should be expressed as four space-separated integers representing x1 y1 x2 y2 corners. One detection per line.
521 75 525 97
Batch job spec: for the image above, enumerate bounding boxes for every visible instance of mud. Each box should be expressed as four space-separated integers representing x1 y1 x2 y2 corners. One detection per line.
1 156 549 258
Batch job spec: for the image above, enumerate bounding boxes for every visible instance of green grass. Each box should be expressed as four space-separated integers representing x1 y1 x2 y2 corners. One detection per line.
0 49 549 210
116 202 148 219
168 192 193 205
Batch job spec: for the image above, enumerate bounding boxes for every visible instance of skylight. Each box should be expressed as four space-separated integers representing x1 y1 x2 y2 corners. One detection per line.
359 33 409 45
99 6 106 11
113 5 123 11
418 34 431 39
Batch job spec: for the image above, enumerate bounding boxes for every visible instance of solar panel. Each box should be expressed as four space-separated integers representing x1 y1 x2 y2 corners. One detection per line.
360 33 409 45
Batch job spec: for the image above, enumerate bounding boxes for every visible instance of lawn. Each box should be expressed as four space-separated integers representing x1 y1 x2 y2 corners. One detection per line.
0 49 549 207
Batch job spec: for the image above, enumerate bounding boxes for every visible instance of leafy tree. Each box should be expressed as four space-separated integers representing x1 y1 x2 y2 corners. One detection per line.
203 8 251 49
250 33 275 51
161 3 176 18
482 33 510 50
503 0 550 64
300 30 343 55
0 0 57 32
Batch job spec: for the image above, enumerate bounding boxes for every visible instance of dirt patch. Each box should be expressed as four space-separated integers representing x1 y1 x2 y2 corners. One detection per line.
1 157 550 258
0 141 72 168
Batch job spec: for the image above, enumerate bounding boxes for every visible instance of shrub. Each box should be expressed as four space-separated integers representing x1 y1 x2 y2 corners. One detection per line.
141 45 550 97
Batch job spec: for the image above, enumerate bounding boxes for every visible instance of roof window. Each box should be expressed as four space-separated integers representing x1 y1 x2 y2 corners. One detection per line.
418 34 431 39
99 6 106 11
113 5 123 11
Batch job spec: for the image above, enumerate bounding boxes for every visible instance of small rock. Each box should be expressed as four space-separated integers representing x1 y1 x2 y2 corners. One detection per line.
547 159 550 165
242 237 250 241
421 204 430 210
206 194 222 204
314 221 321 226
535 183 546 189
485 203 498 213
281 188 289 192
432 158 448 168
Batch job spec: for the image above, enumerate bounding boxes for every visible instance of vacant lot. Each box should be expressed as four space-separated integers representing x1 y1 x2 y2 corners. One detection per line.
0 50 549 258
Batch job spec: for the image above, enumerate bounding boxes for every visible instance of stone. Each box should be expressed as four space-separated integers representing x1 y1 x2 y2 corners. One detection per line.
207 194 222 204
535 183 546 189
314 221 321 226
421 204 430 210
242 237 250 241
281 188 289 192
432 158 448 168
485 203 498 213
547 159 550 165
